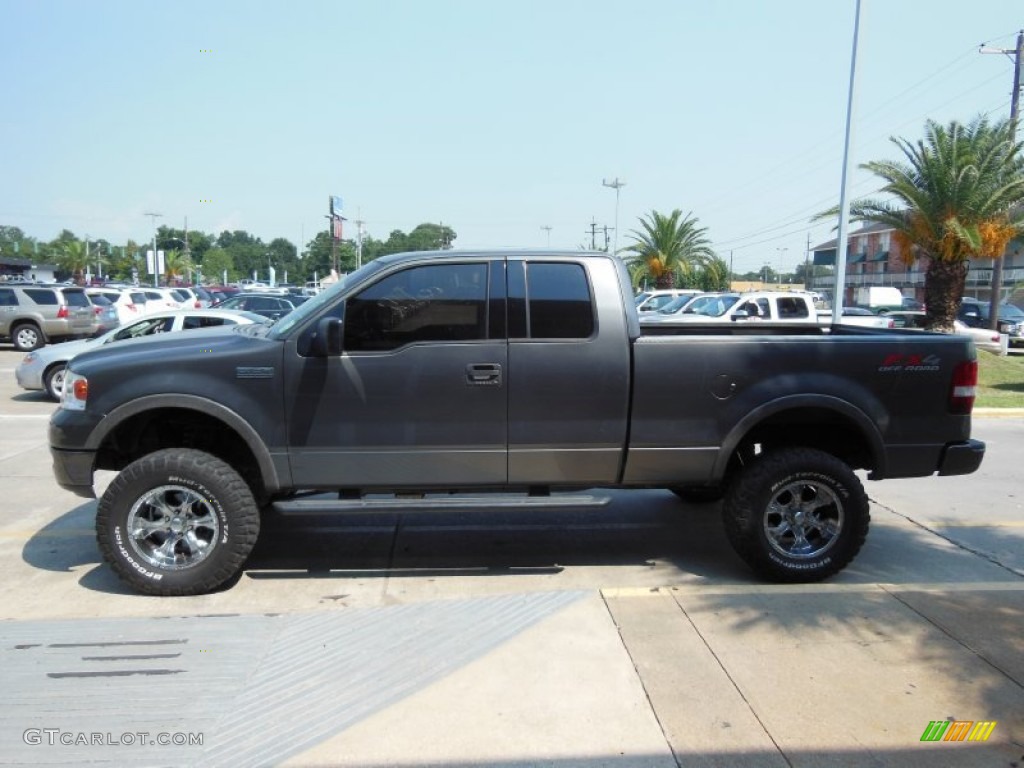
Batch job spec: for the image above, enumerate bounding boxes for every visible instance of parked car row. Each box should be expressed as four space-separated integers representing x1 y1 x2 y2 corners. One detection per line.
636 288 1024 350
1 282 283 352
15 308 269 400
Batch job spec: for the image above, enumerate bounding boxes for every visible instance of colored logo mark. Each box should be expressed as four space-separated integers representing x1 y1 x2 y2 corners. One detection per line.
200 49 213 53
920 720 997 742
199 199 212 203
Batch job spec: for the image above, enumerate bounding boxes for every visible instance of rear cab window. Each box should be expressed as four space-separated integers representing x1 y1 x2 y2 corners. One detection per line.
508 261 595 340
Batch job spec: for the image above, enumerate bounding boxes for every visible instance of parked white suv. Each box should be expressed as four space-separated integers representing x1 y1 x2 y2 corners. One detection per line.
86 288 150 325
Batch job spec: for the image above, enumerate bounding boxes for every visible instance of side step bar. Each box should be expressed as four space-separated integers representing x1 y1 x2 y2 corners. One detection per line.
271 493 612 516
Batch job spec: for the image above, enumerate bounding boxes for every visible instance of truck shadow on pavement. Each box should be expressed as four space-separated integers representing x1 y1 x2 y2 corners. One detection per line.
20 491 1024 595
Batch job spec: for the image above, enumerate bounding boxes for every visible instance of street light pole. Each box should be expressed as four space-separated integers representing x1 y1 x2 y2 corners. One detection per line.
776 247 789 286
602 178 625 255
144 211 162 287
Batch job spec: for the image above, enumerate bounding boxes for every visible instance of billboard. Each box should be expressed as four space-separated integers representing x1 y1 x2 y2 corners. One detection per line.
330 195 343 217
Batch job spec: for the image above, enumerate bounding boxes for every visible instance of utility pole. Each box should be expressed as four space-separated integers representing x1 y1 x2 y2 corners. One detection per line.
980 30 1023 331
729 250 734 291
354 216 365 268
602 225 612 253
602 177 626 255
586 219 599 251
805 233 812 290
541 225 552 247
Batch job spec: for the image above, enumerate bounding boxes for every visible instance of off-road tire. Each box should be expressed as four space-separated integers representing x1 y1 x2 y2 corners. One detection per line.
96 449 260 596
12 323 44 352
722 447 869 582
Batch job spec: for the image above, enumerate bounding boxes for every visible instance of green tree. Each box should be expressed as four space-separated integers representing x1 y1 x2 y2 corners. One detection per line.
621 210 716 289
698 255 731 291
200 248 236 284
305 231 357 278
57 240 90 284
831 116 1024 331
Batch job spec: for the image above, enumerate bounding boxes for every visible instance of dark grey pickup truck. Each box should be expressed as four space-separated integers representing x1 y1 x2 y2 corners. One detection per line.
50 250 985 595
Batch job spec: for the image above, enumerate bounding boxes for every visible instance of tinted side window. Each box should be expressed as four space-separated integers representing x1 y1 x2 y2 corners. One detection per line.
0 288 17 306
23 289 58 306
525 262 594 339
344 263 488 352
777 297 808 319
183 316 228 329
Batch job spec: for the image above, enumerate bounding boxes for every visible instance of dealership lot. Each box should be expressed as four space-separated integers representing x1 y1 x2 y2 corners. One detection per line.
0 347 1021 767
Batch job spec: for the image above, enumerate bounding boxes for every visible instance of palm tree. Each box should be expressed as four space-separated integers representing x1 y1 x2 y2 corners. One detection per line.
58 241 89 284
699 254 731 291
840 116 1024 331
621 209 716 290
164 249 189 285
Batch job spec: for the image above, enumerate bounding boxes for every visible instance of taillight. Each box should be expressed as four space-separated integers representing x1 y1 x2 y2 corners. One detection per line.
885 319 894 328
194 301 202 309
949 360 978 415
57 306 69 319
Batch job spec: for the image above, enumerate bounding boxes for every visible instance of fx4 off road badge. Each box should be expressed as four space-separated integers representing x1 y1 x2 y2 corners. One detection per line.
878 353 941 373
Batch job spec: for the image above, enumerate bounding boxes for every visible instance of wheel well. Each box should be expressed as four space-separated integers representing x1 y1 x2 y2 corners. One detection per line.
728 407 875 476
94 408 265 499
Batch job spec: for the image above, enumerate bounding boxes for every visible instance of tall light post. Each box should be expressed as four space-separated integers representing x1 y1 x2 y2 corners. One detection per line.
776 247 789 285
541 225 552 247
602 178 625 255
144 211 162 287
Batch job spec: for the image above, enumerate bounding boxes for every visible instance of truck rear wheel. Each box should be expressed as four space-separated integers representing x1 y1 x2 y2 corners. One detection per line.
722 447 869 582
96 449 260 596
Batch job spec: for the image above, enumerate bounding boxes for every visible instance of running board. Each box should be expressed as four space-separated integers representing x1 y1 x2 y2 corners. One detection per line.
271 494 612 516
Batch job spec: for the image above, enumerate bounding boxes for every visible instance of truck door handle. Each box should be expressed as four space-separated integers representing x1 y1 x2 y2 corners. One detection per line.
466 363 502 386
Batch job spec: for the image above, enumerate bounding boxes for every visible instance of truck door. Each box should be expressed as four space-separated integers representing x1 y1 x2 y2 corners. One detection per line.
284 259 508 487
506 259 631 484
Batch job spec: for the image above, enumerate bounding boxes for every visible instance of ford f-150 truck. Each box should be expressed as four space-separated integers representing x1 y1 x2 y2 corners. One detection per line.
49 250 986 595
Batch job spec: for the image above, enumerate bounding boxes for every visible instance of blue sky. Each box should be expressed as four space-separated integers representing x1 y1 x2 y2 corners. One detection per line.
2 0 1022 274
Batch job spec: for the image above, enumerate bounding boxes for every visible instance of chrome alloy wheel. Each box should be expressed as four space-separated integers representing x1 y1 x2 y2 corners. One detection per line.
763 480 844 560
126 485 220 570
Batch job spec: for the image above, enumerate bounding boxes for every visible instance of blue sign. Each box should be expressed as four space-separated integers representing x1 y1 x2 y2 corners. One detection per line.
330 195 343 216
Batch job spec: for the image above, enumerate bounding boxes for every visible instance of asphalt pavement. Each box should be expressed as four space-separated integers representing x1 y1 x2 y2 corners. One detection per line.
0 347 1021 767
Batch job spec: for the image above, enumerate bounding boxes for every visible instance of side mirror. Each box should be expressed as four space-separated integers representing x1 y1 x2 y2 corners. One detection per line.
732 309 750 321
312 317 343 356
638 305 653 312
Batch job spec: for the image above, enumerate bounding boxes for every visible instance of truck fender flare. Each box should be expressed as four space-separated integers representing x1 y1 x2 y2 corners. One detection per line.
711 394 886 482
84 394 283 492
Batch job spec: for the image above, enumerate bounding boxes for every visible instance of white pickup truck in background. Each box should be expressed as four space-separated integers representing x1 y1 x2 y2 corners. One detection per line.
640 291 894 328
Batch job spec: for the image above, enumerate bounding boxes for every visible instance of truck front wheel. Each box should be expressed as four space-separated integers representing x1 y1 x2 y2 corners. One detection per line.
722 447 869 582
96 449 260 596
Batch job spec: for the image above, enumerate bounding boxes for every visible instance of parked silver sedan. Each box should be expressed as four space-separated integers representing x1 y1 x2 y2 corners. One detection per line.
15 308 267 400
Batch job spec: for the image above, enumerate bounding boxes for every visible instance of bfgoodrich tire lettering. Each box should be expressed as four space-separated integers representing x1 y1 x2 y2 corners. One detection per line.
722 447 869 582
96 449 260 596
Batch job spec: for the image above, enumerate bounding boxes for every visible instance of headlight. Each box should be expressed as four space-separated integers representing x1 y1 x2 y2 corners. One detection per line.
60 371 89 411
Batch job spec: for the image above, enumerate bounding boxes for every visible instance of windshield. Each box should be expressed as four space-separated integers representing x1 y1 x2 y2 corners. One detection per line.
657 295 695 314
268 259 390 338
998 304 1024 319
689 294 740 317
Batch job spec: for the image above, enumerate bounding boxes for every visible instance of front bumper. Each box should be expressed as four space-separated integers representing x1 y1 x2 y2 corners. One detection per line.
51 447 96 498
937 439 986 476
